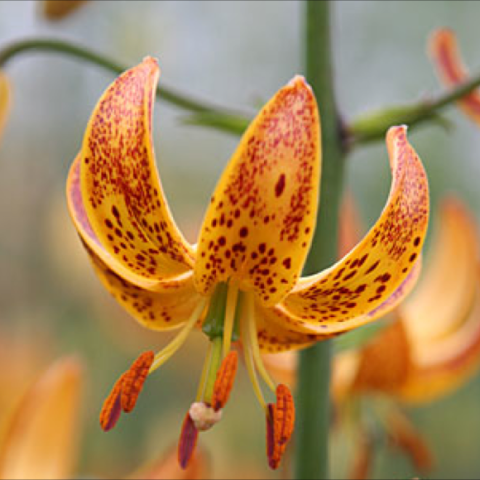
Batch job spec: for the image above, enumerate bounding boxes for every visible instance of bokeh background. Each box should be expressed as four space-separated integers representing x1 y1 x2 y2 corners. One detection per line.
1 1 480 478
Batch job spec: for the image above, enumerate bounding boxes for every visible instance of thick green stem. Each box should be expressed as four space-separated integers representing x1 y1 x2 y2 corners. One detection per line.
294 2 346 479
0 38 250 135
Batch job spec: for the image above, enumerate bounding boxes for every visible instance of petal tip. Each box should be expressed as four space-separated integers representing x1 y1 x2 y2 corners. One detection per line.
288 74 313 93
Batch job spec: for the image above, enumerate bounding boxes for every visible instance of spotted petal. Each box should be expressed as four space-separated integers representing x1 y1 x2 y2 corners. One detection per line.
278 126 429 334
0 71 11 143
79 57 194 285
85 242 204 331
429 28 480 125
194 76 321 307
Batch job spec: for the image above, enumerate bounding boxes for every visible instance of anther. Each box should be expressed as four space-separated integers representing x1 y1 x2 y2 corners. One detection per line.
178 412 199 470
211 351 238 411
265 384 295 470
121 350 154 412
99 350 154 431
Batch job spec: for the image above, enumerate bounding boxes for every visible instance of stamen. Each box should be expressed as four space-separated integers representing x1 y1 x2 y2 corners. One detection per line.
241 301 267 410
150 298 208 374
223 281 239 357
211 351 238 411
202 337 223 404
178 412 199 470
195 341 213 402
121 350 154 412
246 292 276 393
99 373 125 431
99 350 154 431
266 384 295 470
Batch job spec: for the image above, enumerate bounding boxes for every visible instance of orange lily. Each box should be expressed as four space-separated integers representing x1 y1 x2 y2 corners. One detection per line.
0 71 11 143
66 57 429 469
429 28 480 125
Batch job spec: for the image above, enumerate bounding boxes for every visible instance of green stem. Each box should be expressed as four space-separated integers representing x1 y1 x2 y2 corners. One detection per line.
294 2 346 479
348 64 480 145
0 38 251 135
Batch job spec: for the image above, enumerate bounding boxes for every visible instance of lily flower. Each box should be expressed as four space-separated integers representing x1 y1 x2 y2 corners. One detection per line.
66 57 429 469
0 71 11 143
429 28 480 125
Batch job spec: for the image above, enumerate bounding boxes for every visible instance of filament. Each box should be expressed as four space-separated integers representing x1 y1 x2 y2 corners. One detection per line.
149 298 208 374
223 280 239 357
246 292 276 393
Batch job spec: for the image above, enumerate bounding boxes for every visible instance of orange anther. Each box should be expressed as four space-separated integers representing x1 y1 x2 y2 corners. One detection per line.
211 351 238 411
121 350 154 412
99 373 125 432
265 384 295 470
99 351 154 432
178 412 199 470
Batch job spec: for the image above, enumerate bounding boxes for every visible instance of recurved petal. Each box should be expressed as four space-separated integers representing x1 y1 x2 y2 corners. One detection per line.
0 357 83 479
254 301 327 353
79 57 195 284
429 28 480 125
86 242 205 331
194 76 321 307
68 154 174 291
278 126 429 334
0 71 12 142
402 197 479 343
398 279 480 404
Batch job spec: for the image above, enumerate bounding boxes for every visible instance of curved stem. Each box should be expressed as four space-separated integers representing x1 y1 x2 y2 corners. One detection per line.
348 64 480 145
294 2 346 479
0 38 251 135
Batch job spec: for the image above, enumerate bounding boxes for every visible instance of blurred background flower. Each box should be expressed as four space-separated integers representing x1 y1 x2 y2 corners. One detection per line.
1 1 480 478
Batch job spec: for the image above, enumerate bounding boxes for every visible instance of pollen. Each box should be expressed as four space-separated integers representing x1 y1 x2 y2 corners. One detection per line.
211 351 238 411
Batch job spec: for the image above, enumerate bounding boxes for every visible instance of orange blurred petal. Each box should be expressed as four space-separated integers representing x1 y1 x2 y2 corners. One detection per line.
0 71 12 143
429 28 480 125
41 0 88 20
352 319 412 393
129 446 210 480
0 357 83 479
194 76 321 307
